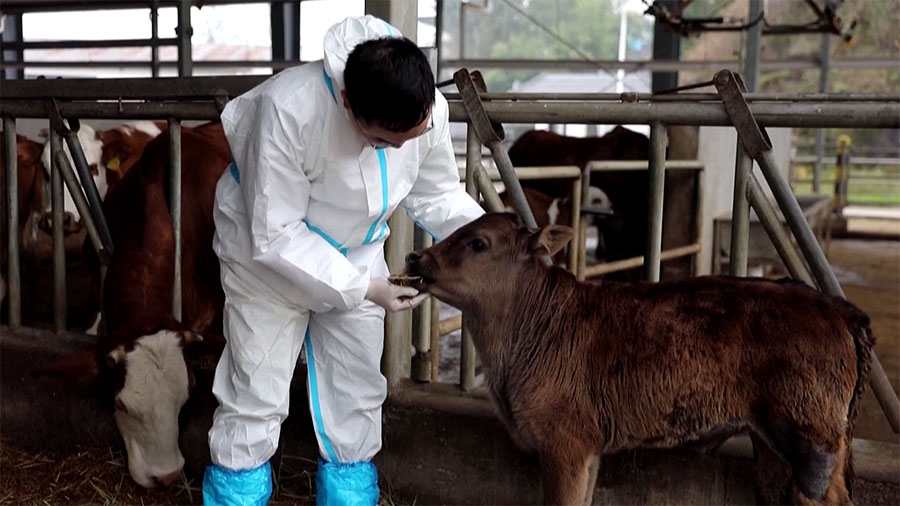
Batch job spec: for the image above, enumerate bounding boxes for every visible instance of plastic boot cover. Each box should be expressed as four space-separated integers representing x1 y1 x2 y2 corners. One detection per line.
316 459 379 506
203 461 273 506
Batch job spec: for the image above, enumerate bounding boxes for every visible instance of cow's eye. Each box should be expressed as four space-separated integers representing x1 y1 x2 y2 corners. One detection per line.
468 238 488 252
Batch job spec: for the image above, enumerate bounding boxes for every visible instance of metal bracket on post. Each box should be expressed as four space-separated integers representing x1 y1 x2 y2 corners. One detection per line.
453 68 550 266
714 68 900 434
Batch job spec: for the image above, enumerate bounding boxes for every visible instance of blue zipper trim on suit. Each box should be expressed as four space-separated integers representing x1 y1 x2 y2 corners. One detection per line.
322 68 337 103
303 219 349 256
229 161 240 184
363 148 389 245
305 328 339 463
382 21 395 36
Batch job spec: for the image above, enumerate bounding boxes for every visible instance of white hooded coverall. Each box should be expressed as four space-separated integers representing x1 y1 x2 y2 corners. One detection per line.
208 15 484 473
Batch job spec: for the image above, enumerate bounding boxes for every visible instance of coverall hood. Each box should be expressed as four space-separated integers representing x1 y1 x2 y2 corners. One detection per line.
322 14 401 116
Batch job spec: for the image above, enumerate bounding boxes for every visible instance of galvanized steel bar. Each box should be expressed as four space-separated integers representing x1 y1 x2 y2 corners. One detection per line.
52 152 103 256
4 76 897 103
813 33 832 194
176 0 192 77
691 169 704 276
56 121 114 252
755 149 900 433
584 244 701 278
576 164 591 281
644 122 666 282
151 0 161 78
49 129 66 333
729 147 752 276
3 101 899 129
742 0 763 92
473 164 505 212
4 117 21 328
460 124 480 391
745 176 816 287
2 37 178 50
567 178 582 273
168 119 182 322
429 298 441 382
440 57 900 72
463 165 581 181
586 160 704 172
412 231 434 383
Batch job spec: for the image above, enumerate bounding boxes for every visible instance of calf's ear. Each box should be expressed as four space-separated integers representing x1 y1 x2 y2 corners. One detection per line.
528 225 574 257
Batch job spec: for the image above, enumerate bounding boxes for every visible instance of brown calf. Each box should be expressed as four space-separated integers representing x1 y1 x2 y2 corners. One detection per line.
405 213 873 505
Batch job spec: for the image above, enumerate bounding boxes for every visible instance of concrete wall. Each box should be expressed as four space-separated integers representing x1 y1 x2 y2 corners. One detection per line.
696 127 793 275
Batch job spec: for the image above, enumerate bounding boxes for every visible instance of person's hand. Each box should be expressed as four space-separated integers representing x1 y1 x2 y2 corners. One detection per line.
365 278 428 313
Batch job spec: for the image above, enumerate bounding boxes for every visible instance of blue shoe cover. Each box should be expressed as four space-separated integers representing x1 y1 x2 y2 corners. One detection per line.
203 461 273 506
316 458 379 506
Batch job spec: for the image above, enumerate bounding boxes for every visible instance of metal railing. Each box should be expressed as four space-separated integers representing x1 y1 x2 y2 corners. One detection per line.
2 73 899 434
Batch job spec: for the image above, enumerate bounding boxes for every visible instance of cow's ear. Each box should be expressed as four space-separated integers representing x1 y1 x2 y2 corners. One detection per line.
528 225 573 257
31 350 99 385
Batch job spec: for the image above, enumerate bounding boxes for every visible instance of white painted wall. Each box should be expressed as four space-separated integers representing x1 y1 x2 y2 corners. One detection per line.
696 126 793 275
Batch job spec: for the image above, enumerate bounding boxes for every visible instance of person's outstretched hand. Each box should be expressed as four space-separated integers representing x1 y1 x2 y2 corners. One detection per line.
366 278 428 313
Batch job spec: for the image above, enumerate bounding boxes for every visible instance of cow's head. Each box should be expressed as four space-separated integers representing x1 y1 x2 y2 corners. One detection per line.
33 328 218 488
38 123 107 233
405 213 573 310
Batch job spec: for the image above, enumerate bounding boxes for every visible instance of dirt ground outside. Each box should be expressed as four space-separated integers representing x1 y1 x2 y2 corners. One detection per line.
828 237 900 444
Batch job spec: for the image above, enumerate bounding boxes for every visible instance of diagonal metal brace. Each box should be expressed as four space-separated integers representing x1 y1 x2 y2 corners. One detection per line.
715 69 900 434
45 99 115 257
454 69 540 232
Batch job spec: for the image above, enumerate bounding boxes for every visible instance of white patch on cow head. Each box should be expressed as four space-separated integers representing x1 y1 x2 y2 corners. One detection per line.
126 121 163 138
113 330 188 488
39 123 107 221
547 198 561 225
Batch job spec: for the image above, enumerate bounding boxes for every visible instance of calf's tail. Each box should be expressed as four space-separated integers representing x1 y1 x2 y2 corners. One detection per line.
839 299 876 496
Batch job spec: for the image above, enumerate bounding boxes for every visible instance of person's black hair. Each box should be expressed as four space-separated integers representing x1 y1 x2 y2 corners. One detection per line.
344 37 435 132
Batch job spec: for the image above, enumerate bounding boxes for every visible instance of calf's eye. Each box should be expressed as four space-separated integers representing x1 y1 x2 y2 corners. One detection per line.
469 238 488 252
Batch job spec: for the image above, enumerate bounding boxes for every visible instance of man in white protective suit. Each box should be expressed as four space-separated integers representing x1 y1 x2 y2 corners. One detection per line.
202 14 485 506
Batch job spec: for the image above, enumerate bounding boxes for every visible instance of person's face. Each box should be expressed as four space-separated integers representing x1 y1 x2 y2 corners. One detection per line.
342 90 433 149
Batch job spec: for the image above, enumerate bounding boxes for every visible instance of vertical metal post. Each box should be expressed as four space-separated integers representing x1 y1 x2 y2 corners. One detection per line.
755 149 900 433
1 14 24 80
411 230 433 382
459 123 480 391
150 0 160 77
743 0 763 92
813 33 832 194
176 0 193 77
650 0 681 92
430 297 441 381
568 178 582 273
729 147 752 276
435 0 444 78
49 128 66 333
168 119 182 322
691 168 704 276
4 117 21 327
644 121 667 282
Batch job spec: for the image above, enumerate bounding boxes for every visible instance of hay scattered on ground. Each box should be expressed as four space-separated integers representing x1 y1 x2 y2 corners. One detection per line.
1 440 403 505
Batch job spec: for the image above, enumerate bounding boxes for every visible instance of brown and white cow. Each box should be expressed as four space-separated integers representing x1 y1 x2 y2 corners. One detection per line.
405 213 874 505
35 121 229 488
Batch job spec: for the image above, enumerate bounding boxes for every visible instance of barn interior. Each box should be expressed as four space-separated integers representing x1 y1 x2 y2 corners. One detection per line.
1 0 899 504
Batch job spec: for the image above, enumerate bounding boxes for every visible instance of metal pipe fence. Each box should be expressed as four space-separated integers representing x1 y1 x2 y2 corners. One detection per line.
2 77 898 432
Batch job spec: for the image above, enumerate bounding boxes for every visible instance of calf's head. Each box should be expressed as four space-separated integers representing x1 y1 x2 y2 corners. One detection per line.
405 213 573 310
34 328 215 488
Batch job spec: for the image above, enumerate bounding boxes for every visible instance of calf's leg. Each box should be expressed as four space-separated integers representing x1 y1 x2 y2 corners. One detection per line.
581 454 600 506
539 446 592 506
